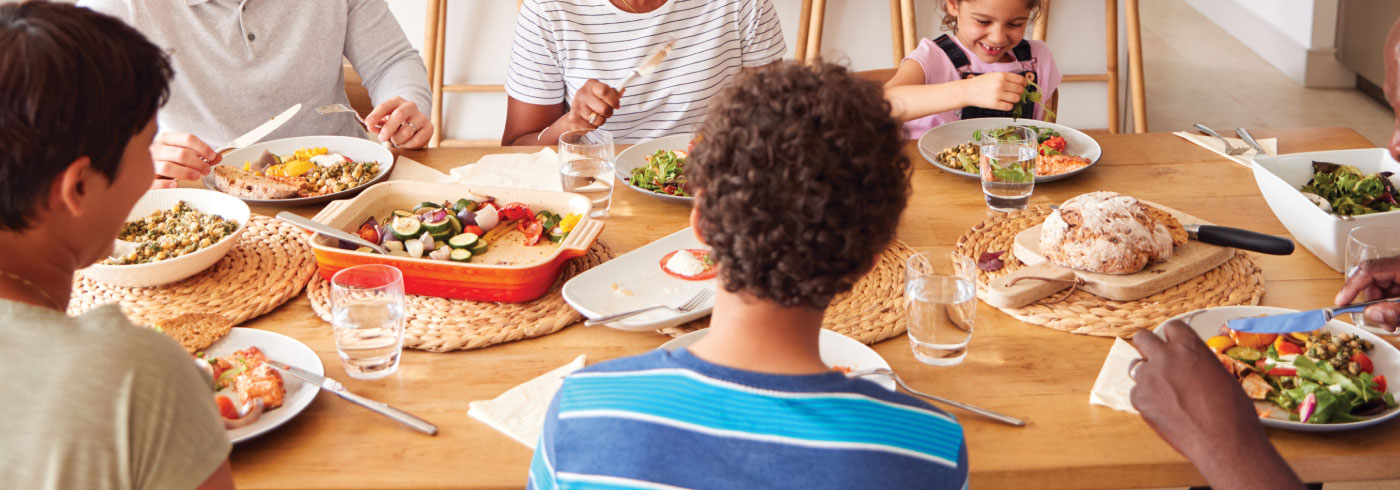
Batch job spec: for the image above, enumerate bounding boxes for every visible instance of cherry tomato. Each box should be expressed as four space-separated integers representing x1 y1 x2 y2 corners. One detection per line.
1274 337 1304 356
216 395 239 419
497 203 534 222
518 220 544 246
462 225 484 237
1354 352 1375 374
1228 330 1277 349
1374 375 1388 393
659 249 718 281
1254 359 1296 377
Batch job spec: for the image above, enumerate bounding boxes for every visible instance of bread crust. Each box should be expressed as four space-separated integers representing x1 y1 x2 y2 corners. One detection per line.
1040 192 1180 274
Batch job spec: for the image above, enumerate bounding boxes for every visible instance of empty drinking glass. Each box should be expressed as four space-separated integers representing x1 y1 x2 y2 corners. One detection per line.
1346 226 1400 336
331 264 406 379
905 252 976 366
979 125 1038 212
559 129 616 218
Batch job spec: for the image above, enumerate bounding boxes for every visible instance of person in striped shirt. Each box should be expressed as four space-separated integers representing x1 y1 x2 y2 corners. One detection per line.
528 61 968 489
501 0 786 145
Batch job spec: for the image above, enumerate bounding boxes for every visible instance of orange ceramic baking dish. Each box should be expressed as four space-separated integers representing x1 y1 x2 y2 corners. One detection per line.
308 181 604 302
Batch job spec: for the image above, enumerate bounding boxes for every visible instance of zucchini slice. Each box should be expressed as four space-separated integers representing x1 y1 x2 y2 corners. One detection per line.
446 214 463 236
469 241 489 256
449 248 472 262
448 233 479 249
423 216 453 235
391 209 414 218
390 216 424 241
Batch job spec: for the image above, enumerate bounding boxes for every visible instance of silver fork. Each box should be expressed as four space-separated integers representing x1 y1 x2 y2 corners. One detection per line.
584 288 714 326
850 368 1027 427
316 104 398 148
1193 123 1249 156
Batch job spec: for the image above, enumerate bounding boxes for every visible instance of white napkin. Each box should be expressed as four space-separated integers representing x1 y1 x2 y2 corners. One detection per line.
388 155 459 184
1173 131 1278 168
1089 338 1142 414
450 148 563 192
467 354 586 449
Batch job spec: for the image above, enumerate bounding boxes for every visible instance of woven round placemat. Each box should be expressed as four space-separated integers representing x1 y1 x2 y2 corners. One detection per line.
307 241 614 352
657 240 916 345
69 215 318 326
954 206 1265 338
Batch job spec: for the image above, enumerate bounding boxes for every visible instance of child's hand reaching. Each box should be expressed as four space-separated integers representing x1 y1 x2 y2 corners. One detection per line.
961 72 1026 111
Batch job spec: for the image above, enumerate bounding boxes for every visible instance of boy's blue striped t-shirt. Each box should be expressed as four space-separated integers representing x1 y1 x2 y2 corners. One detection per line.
528 348 969 490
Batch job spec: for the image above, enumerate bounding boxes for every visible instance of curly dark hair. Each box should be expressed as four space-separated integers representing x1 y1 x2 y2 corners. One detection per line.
941 0 1043 33
689 61 910 310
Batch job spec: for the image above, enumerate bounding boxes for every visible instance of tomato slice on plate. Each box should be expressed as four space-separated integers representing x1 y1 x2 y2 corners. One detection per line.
216 395 239 420
660 249 717 281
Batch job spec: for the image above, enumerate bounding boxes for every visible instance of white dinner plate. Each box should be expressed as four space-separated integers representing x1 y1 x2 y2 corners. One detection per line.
204 327 323 443
916 117 1102 183
613 133 695 204
660 328 896 391
1157 306 1400 432
202 135 395 206
562 227 714 331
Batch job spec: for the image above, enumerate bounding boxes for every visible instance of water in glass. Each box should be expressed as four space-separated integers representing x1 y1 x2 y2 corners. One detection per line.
333 300 405 378
980 144 1038 212
561 157 615 218
906 276 976 366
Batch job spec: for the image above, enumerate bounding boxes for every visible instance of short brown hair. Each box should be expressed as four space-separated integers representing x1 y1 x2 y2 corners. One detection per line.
941 0 1044 33
0 1 173 231
689 61 910 309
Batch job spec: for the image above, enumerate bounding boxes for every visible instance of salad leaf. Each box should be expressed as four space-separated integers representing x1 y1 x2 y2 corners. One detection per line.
1012 80 1057 121
1298 161 1400 216
989 160 1033 183
628 150 689 197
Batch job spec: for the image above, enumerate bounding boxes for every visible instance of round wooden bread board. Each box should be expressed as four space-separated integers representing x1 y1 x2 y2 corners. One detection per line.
69 215 318 327
959 206 1265 338
307 241 614 352
658 240 916 345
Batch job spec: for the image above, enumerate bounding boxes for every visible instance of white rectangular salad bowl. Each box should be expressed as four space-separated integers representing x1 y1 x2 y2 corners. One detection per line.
1251 148 1400 272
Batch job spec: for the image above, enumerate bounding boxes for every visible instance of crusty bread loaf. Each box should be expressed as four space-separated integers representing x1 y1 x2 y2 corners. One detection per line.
212 165 300 200
154 313 233 354
1040 192 1183 274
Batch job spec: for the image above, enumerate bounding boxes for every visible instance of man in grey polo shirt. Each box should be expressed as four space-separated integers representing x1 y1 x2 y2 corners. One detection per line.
80 0 433 186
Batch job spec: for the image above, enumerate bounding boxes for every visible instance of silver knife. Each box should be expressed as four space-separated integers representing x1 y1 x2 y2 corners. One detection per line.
1235 128 1267 154
265 358 438 435
214 103 302 156
1226 296 1400 334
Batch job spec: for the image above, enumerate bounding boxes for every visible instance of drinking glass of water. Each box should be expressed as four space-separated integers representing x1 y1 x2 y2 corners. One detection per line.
905 251 976 366
559 129 616 218
330 264 406 379
1346 226 1400 336
978 125 1038 212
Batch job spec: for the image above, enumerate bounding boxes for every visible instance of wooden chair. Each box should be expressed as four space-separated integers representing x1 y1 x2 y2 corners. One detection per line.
1033 0 1146 133
797 0 915 66
422 0 522 147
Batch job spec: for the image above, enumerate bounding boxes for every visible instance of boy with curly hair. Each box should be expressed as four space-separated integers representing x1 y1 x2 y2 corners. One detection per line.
528 61 968 489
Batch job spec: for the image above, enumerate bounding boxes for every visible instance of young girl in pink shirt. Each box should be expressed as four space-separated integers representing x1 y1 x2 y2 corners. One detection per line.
885 0 1061 138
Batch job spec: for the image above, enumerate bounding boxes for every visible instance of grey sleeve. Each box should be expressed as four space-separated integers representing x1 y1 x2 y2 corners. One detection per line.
343 0 432 116
125 331 231 490
76 0 132 22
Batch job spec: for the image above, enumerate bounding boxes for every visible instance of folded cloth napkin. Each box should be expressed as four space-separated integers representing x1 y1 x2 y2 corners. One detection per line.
450 148 563 192
1089 338 1143 414
1173 131 1278 168
467 354 586 449
388 155 459 184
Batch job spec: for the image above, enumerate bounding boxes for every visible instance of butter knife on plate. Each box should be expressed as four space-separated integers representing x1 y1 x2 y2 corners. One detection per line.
1226 297 1400 334
265 358 438 435
213 103 302 156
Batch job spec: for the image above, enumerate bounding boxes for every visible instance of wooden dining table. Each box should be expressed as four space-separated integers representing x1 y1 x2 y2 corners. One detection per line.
228 127 1399 489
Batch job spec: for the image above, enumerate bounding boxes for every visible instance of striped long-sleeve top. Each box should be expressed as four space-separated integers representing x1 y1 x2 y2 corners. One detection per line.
506 0 787 143
528 348 969 490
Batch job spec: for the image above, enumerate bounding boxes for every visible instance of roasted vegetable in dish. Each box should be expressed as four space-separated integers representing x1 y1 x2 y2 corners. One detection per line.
343 194 582 263
1298 161 1400 216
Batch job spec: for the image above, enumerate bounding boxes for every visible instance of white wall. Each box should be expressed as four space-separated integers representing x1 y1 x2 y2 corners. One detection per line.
385 0 1134 143
1183 0 1351 87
